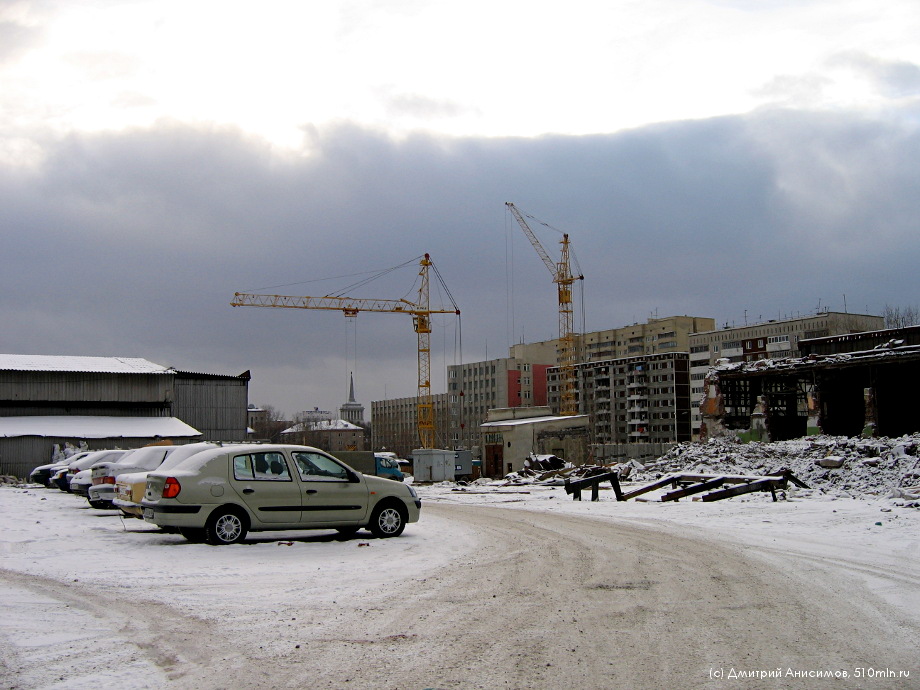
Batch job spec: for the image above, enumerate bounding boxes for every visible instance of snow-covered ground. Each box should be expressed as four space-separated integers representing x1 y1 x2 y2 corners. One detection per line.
1 436 918 688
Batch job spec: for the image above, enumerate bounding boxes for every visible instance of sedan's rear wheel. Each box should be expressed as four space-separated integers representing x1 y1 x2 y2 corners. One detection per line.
369 502 407 538
205 507 248 545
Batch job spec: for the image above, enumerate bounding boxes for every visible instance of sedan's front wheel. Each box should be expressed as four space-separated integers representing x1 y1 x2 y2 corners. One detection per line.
205 508 248 545
369 502 407 538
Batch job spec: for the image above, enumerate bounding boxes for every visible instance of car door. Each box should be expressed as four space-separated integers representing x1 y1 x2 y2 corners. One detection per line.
292 451 368 524
230 451 302 524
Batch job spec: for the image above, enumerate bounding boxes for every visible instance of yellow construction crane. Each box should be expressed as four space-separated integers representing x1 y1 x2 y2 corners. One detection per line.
231 254 460 449
506 202 584 416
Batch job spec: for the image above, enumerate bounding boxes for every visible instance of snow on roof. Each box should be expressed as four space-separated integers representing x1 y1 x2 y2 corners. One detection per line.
0 416 201 439
480 414 589 428
281 419 363 434
0 354 173 374
711 343 920 377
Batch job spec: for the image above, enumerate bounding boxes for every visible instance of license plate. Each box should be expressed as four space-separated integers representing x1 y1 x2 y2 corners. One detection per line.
143 508 154 520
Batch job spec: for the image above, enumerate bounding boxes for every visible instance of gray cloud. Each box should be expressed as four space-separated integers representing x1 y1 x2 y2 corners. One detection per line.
3 108 919 414
830 52 920 98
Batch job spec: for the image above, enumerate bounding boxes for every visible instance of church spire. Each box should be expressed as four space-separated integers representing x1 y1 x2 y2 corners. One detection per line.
340 372 364 426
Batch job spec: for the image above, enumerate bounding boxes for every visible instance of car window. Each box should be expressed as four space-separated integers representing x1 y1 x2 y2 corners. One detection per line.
233 452 292 481
293 452 349 481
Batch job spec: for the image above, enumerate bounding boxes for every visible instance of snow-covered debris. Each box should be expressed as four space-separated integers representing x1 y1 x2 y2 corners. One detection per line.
628 434 919 498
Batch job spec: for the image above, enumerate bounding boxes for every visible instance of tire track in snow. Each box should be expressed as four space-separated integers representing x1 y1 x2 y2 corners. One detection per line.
0 568 221 688
280 504 918 689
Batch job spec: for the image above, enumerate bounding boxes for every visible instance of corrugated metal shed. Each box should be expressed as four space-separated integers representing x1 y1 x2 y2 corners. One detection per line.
0 355 250 478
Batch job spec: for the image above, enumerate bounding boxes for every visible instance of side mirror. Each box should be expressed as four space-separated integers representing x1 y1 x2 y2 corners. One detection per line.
346 470 361 483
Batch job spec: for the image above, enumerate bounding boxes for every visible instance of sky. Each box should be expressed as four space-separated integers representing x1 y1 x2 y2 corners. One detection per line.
2 0 920 418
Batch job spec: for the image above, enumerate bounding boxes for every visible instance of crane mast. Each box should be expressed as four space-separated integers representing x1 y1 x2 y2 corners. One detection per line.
506 202 583 416
231 254 459 449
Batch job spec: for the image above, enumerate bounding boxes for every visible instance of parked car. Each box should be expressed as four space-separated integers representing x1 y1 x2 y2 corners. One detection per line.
52 450 128 491
70 468 94 497
142 444 421 545
113 442 220 518
88 446 177 509
30 452 93 487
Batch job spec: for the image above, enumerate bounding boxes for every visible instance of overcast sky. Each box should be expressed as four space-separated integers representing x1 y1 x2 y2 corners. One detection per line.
2 1 919 420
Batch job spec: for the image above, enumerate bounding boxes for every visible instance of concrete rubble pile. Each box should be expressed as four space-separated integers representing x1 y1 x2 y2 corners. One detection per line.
507 435 920 506
621 435 920 505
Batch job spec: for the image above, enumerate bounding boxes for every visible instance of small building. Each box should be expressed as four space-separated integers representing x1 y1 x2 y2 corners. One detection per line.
479 406 589 478
281 418 365 452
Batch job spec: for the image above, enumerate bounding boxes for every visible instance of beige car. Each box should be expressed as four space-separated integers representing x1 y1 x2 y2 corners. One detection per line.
141 444 421 544
113 442 221 517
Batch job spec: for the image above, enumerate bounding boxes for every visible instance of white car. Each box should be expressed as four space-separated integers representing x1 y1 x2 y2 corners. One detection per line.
70 469 94 498
142 444 422 544
53 450 128 492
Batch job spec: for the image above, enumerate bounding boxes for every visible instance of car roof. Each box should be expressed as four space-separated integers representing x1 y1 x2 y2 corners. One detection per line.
151 443 327 475
71 449 128 469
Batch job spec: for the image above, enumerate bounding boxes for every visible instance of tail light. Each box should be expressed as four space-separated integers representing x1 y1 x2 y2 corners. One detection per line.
103 476 116 485
162 477 181 499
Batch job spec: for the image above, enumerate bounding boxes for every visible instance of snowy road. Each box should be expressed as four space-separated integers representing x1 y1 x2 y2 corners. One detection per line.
1 486 917 688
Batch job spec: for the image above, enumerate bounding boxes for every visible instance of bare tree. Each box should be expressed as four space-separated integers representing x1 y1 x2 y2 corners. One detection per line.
883 305 920 329
252 405 289 443
287 413 328 450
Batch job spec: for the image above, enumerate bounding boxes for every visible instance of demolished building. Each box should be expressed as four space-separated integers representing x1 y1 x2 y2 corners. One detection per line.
700 325 920 441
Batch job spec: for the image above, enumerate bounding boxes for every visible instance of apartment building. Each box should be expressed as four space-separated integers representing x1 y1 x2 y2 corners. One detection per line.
580 315 716 361
567 352 692 445
440 316 713 449
688 311 884 437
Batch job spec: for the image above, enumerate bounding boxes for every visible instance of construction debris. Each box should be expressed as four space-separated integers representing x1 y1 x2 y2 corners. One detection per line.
498 434 920 504
620 470 807 502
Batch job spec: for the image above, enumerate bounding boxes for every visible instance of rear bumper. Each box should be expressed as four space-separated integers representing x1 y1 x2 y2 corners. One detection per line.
88 485 115 502
140 501 204 527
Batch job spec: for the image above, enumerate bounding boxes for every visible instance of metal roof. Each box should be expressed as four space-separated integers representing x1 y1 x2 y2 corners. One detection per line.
0 416 201 439
480 414 589 429
0 355 173 374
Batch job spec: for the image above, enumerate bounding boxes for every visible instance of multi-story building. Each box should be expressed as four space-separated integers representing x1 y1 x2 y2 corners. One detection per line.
580 315 716 361
443 316 713 449
371 393 449 458
541 316 712 415
688 311 884 437
570 352 692 446
446 340 557 450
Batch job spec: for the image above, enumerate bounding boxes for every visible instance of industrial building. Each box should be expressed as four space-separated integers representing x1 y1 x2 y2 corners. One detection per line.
480 406 590 478
0 354 249 478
